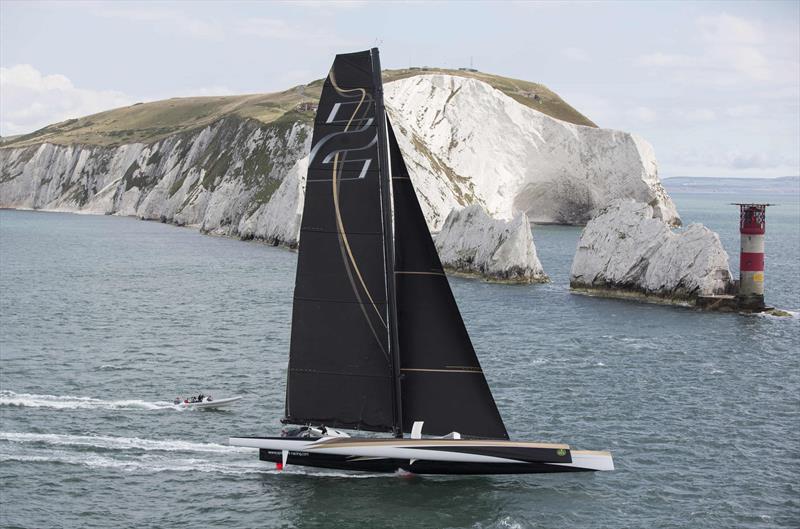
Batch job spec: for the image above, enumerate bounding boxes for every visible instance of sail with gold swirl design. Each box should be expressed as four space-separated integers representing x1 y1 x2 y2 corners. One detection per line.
284 49 507 440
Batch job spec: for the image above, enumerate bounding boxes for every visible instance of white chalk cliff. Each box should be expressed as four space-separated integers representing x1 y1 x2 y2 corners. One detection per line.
385 75 679 228
435 204 548 283
1 74 680 253
238 156 307 247
0 117 311 238
570 200 733 302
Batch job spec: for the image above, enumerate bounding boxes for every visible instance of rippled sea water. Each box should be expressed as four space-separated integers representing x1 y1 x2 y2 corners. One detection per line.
1 190 798 528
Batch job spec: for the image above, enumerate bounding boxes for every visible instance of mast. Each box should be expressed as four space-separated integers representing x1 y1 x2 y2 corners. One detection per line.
371 48 403 438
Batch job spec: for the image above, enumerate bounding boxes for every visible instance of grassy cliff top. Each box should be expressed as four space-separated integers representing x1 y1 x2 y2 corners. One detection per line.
2 68 596 149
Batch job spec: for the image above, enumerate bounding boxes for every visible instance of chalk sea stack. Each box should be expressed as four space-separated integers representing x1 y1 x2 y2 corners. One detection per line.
435 204 548 284
570 200 733 305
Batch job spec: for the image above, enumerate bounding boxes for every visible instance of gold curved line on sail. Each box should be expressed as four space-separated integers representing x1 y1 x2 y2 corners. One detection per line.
336 223 388 360
329 69 386 329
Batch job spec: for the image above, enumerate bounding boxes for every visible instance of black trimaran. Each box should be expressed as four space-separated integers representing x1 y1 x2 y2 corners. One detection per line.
230 49 613 475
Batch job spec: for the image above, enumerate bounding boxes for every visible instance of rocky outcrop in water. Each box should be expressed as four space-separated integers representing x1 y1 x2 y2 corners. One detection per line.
435 204 548 283
570 200 732 304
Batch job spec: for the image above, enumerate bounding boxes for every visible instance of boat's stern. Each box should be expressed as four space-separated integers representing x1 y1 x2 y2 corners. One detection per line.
553 450 614 472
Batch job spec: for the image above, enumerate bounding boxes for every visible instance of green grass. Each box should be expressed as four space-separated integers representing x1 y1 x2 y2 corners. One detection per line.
169 173 189 197
123 161 148 190
202 151 232 191
1 68 596 149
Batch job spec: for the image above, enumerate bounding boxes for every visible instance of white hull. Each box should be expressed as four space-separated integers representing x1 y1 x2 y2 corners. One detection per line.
178 396 242 410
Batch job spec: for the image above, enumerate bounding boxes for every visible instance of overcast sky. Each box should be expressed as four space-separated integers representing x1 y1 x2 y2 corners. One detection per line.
1 0 798 177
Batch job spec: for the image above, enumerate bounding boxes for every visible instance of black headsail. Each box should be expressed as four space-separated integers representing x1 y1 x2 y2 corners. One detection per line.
284 50 398 433
388 120 509 440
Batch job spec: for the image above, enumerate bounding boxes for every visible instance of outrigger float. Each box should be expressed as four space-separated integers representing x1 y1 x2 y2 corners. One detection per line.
230 49 613 475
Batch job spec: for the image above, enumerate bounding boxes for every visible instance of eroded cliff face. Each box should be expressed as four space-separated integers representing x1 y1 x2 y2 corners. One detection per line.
1 74 680 250
435 204 548 284
0 116 311 238
237 156 307 247
385 75 680 228
570 200 732 303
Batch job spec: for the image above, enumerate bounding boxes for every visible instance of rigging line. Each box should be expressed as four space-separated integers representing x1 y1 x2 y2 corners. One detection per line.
329 69 387 329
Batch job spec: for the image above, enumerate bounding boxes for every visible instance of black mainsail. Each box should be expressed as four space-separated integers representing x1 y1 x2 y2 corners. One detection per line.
284 50 395 433
284 49 507 439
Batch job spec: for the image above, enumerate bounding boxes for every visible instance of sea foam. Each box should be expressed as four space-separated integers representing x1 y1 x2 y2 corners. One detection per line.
0 390 172 410
0 432 255 454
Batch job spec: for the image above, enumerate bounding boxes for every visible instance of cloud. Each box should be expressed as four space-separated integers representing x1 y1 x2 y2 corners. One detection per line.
722 45 771 81
278 69 315 87
236 17 356 46
627 106 657 123
561 47 589 62
637 52 696 68
238 18 315 40
90 6 222 40
236 17 355 48
277 0 368 8
668 148 790 173
555 92 615 125
171 86 237 98
725 104 760 118
636 13 775 82
675 108 716 122
728 151 778 170
238 18 301 40
697 13 763 45
0 64 133 136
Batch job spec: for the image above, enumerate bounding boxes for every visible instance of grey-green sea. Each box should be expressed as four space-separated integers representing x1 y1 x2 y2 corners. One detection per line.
1 183 798 528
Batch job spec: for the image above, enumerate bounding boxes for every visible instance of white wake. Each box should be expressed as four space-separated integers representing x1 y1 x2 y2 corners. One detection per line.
0 390 173 410
0 432 255 454
0 451 270 475
0 431 405 479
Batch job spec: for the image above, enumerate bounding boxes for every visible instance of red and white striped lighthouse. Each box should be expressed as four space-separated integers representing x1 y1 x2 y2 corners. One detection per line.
734 203 771 310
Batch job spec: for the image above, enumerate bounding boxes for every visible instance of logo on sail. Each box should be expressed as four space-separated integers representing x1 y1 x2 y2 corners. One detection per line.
308 76 377 181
